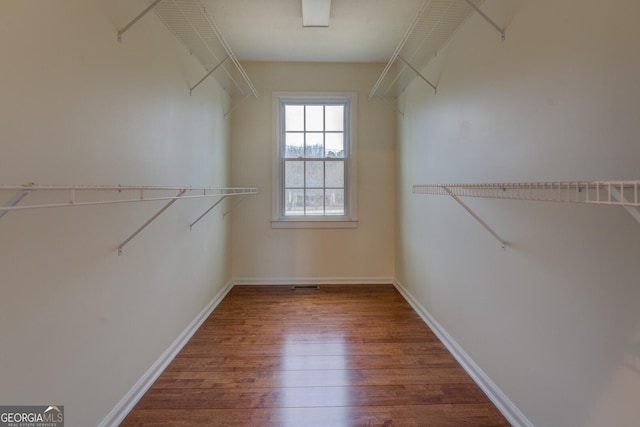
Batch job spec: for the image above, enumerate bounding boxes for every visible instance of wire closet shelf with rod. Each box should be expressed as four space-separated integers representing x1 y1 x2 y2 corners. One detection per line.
0 184 259 255
413 180 640 249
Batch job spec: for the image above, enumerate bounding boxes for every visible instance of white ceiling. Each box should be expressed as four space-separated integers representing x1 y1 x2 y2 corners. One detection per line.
201 0 425 63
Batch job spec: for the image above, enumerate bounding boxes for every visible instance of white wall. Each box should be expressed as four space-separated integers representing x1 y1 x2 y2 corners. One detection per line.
231 62 395 283
0 1 232 425
397 0 640 426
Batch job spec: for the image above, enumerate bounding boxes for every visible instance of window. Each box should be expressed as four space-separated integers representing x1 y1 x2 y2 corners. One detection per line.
273 92 357 228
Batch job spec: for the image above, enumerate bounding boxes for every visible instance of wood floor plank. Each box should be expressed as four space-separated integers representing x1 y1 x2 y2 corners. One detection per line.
121 285 510 426
133 384 493 410
181 334 446 356
166 352 458 371
151 367 475 389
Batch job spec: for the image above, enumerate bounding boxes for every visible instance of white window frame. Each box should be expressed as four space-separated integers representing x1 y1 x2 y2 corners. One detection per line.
272 91 358 229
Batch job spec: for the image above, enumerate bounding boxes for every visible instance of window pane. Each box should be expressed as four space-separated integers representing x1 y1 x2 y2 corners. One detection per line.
305 105 324 131
325 133 344 157
325 161 344 187
285 133 304 157
285 161 304 187
284 189 304 216
325 189 344 215
325 105 344 131
285 105 304 131
305 161 324 188
305 133 323 158
305 189 324 215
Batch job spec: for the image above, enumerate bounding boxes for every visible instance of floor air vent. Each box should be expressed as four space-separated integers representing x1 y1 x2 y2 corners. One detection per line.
291 285 320 290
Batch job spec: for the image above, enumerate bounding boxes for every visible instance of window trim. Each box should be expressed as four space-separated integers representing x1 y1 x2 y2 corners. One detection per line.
272 91 358 228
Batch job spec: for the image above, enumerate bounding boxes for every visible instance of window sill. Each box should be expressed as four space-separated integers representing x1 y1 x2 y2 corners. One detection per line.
271 219 359 229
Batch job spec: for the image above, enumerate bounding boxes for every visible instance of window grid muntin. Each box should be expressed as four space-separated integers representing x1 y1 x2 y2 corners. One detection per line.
281 101 348 217
284 158 346 216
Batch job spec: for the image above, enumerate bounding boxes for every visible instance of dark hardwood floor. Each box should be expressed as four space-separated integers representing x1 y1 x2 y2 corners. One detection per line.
121 285 510 426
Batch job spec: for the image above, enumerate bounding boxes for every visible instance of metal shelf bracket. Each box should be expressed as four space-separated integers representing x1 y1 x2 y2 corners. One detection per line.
461 0 506 41
117 0 163 43
223 194 250 217
118 189 186 256
189 196 227 230
189 55 229 95
0 189 31 219
609 185 640 224
397 55 437 93
442 186 507 249
224 93 253 118
375 93 405 117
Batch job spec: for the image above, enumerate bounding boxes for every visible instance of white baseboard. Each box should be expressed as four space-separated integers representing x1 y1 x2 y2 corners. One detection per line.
98 280 234 427
232 276 395 286
393 280 534 427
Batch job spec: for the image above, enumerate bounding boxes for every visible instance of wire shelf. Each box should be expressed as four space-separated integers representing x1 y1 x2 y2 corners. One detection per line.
120 0 258 112
412 181 640 248
0 184 257 212
412 181 640 207
0 184 259 255
370 0 485 102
